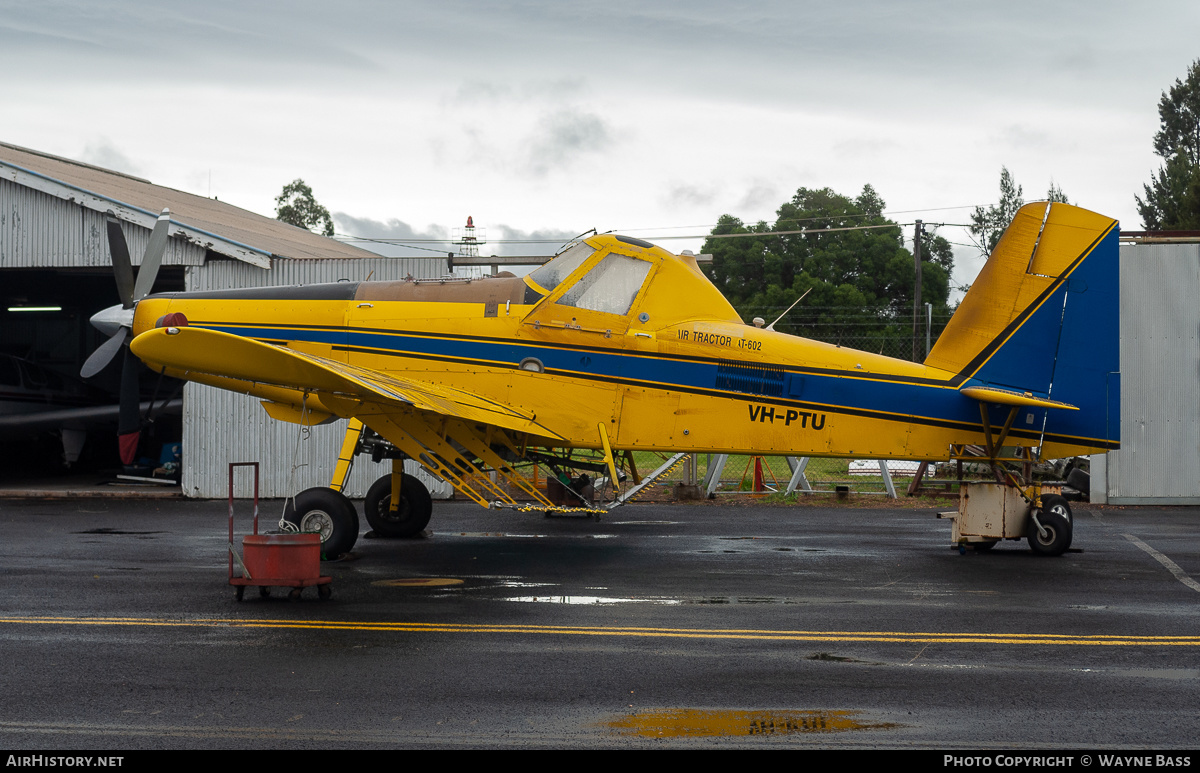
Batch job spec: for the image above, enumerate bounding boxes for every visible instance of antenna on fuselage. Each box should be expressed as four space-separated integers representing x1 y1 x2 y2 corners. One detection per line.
766 288 811 331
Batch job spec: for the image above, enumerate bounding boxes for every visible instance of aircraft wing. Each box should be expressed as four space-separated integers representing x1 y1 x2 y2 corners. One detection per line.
129 326 564 439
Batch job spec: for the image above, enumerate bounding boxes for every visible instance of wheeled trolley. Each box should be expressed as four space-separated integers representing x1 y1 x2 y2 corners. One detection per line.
228 462 331 600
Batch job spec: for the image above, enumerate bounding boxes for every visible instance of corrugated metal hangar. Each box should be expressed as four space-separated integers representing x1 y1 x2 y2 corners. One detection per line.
0 141 442 497
1092 241 1200 505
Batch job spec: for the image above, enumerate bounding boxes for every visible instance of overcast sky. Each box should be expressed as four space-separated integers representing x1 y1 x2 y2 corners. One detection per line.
2 1 1196 286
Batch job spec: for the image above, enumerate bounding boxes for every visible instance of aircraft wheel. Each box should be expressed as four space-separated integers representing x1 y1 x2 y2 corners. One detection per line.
1027 495 1073 556
284 487 360 559
364 473 432 538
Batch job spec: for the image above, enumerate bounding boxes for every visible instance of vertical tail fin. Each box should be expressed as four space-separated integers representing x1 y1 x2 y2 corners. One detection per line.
929 202 1120 454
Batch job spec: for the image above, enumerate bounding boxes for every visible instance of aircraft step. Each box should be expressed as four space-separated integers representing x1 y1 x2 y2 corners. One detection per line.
606 452 689 510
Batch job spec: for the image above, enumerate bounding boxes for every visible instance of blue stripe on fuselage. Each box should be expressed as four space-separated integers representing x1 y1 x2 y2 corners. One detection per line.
199 323 1003 433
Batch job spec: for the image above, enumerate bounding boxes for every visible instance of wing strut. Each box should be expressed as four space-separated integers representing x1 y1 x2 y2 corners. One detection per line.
330 418 365 493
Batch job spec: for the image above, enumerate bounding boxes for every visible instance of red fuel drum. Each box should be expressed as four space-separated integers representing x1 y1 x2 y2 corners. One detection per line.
242 533 321 581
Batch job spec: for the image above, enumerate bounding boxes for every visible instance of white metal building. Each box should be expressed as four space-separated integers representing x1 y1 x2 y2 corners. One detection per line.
0 141 443 497
1092 242 1200 505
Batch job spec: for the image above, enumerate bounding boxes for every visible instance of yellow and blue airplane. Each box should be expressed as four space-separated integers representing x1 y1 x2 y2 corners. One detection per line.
83 202 1119 558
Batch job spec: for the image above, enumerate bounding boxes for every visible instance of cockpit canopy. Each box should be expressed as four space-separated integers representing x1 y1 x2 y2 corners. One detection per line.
523 235 742 328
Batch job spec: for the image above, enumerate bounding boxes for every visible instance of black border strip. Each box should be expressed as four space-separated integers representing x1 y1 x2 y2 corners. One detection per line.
330 342 1116 449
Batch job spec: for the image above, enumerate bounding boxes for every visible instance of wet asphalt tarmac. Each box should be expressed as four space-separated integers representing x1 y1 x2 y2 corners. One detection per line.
1 497 1197 749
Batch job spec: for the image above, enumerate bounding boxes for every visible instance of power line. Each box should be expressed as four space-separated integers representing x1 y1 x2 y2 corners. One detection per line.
334 209 984 247
655 223 906 240
615 204 981 233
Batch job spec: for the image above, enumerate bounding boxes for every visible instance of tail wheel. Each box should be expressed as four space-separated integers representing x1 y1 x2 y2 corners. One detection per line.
1027 494 1073 556
283 487 360 559
364 473 433 538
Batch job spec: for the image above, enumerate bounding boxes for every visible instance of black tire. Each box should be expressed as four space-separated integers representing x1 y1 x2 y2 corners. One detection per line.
364 473 433 538
1027 495 1073 556
971 540 998 553
283 486 360 559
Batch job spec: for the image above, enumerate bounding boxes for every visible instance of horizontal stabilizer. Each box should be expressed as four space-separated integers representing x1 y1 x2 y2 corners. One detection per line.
959 385 1078 411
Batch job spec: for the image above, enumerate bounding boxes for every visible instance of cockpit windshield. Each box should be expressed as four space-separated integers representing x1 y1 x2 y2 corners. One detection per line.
527 242 595 293
556 253 652 316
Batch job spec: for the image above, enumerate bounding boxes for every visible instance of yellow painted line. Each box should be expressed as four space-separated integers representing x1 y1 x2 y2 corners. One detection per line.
1 615 1197 647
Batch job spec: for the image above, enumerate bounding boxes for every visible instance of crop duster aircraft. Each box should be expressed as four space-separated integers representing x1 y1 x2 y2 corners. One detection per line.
83 202 1119 558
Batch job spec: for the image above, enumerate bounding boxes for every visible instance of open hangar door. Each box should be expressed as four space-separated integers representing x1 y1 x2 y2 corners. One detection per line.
0 266 185 477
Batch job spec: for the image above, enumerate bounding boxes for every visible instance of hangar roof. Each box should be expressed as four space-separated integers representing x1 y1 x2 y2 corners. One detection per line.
0 141 379 267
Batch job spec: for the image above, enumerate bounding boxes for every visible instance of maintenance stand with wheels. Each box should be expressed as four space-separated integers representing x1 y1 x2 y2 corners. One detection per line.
940 481 1073 556
936 403 1076 557
228 462 331 601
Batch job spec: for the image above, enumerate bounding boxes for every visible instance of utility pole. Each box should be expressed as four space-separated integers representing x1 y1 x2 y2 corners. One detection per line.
912 219 923 361
925 302 933 358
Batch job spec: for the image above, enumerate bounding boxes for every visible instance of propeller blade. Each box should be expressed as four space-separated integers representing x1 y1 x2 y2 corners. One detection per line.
80 326 130 379
118 347 142 465
133 208 171 302
105 212 135 309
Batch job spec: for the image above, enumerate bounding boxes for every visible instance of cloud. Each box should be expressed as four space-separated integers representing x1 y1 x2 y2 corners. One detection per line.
79 139 143 177
447 77 586 107
332 213 449 258
333 213 447 241
522 110 614 176
332 213 578 258
831 136 899 161
735 181 781 212
662 182 717 210
490 224 581 257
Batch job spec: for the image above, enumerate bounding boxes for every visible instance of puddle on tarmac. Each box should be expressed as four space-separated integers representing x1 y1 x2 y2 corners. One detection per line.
500 594 805 605
74 528 164 535
609 521 678 525
451 532 616 539
691 596 801 605
372 578 465 587
606 709 898 738
504 595 682 605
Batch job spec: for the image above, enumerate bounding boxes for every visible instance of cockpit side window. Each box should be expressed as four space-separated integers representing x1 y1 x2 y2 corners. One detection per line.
556 253 652 316
527 242 596 293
